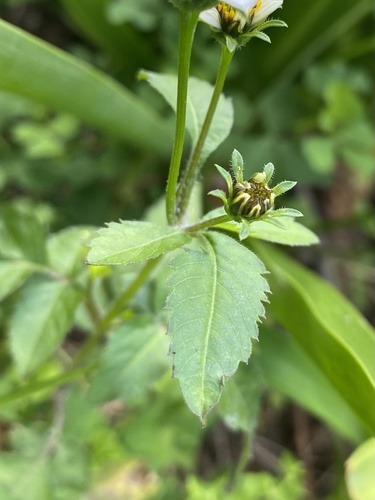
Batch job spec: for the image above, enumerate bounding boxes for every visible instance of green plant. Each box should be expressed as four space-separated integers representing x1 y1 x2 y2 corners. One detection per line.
0 0 374 497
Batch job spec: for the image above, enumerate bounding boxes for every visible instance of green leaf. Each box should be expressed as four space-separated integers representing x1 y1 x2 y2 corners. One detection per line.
346 438 375 500
218 364 262 433
87 221 192 266
219 216 320 246
47 226 95 276
230 149 244 181
9 277 83 376
207 189 227 204
166 232 269 424
272 180 297 196
0 260 38 302
0 205 47 263
90 316 170 404
254 243 375 435
263 162 274 184
139 70 233 165
0 19 171 155
258 328 368 443
301 137 335 174
215 164 233 192
264 208 303 218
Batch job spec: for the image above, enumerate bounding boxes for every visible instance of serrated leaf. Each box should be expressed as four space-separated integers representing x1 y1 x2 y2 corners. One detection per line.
90 316 169 404
0 260 39 301
166 232 269 424
9 277 83 376
87 221 192 266
139 71 233 165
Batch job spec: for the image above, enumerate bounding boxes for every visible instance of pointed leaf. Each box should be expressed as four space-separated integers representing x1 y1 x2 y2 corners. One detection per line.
90 316 169 404
265 208 303 218
166 232 269 423
9 277 83 376
263 162 274 184
218 217 320 246
215 164 233 192
208 189 227 203
272 180 297 196
139 71 233 165
230 149 244 182
87 221 192 266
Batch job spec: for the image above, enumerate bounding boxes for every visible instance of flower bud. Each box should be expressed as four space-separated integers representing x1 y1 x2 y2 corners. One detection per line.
228 174 275 218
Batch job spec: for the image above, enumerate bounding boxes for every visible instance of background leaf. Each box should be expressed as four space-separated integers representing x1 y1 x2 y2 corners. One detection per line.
345 438 375 500
9 277 83 376
258 328 369 443
0 260 39 302
139 71 233 165
87 221 192 266
167 232 269 423
90 315 169 404
254 242 375 435
0 19 171 154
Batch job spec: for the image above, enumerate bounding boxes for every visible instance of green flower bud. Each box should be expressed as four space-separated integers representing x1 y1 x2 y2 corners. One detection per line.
170 0 218 11
228 173 275 218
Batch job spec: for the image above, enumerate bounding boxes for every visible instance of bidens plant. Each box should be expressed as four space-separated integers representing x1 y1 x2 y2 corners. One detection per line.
87 0 318 425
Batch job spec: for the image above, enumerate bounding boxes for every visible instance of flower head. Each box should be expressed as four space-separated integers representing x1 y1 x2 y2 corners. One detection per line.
200 0 285 51
209 149 301 238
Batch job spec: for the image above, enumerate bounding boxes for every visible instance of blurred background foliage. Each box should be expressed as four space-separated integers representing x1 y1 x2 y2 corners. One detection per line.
0 0 374 498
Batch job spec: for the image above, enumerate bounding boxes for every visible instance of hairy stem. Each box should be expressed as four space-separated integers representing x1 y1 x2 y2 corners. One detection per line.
185 214 232 233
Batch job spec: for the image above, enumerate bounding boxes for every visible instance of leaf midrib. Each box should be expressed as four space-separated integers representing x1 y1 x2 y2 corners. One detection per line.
199 235 218 413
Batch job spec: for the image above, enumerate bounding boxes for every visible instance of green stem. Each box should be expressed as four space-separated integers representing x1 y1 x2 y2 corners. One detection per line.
185 214 232 233
176 45 234 221
72 257 161 365
166 10 199 225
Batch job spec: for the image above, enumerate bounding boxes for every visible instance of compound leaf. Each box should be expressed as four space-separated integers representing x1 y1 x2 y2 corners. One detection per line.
166 232 269 424
87 221 192 266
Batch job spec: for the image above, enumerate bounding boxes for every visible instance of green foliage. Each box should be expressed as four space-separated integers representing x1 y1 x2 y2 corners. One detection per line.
346 438 375 500
87 221 193 265
255 243 375 436
140 70 234 165
167 232 269 423
9 277 83 376
186 453 306 499
0 0 373 497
